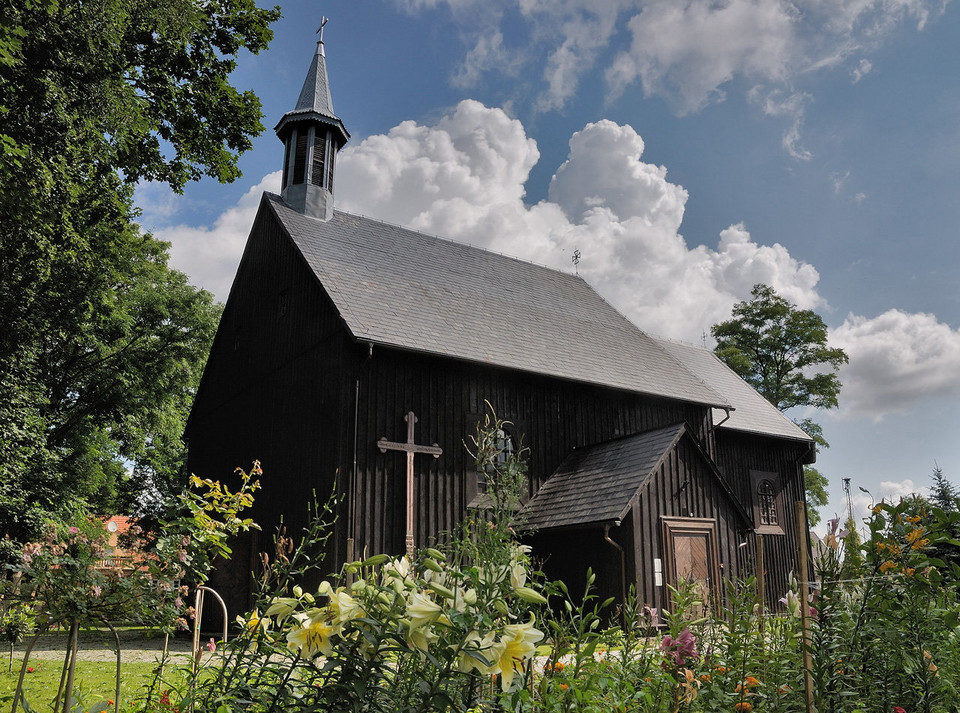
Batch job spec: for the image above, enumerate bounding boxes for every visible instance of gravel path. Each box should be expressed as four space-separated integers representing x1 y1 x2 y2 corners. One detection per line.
12 632 201 664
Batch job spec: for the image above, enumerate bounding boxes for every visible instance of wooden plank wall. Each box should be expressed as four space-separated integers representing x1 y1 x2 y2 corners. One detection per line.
346 347 714 561
714 430 811 608
631 436 752 610
187 202 358 610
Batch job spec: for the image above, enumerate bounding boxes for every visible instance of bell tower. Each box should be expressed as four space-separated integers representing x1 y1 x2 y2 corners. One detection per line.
275 19 349 221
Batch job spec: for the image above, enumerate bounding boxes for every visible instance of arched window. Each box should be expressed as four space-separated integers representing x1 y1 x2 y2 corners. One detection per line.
750 470 784 535
757 479 777 526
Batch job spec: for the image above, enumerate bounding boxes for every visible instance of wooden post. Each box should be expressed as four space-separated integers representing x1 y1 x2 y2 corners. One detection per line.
795 500 815 713
756 533 765 629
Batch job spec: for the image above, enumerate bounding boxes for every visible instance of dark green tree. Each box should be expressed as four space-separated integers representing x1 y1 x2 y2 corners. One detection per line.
930 465 958 512
712 284 849 526
712 284 849 410
0 0 278 546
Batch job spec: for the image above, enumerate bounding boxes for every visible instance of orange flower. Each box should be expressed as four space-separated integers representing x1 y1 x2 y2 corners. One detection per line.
735 703 753 712
906 527 926 544
879 560 896 573
559 684 568 690
744 676 760 686
715 666 729 674
699 673 712 682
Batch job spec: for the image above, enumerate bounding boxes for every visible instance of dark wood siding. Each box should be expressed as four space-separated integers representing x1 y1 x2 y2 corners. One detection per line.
346 347 713 560
714 430 812 608
186 201 357 612
187 200 807 617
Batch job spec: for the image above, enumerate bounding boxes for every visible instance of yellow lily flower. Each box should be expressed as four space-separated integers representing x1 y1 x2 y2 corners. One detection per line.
286 612 337 658
496 616 544 691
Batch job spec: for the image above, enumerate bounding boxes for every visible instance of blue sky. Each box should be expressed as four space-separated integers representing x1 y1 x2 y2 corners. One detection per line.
136 0 960 526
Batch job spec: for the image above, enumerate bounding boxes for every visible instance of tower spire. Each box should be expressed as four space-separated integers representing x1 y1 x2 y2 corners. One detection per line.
275 21 349 221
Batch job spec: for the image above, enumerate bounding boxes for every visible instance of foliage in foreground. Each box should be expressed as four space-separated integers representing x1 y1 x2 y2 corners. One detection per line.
2 465 261 712
6 417 960 712
145 452 960 713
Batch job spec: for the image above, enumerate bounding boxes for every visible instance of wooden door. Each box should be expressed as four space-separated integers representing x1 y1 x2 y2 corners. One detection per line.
662 517 720 613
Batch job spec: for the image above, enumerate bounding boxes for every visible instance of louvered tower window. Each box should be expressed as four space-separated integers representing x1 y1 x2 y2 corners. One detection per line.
282 135 293 188
292 130 308 185
311 130 327 187
326 143 335 192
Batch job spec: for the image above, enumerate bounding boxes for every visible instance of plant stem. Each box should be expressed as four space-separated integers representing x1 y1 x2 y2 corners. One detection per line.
62 618 80 713
10 626 45 713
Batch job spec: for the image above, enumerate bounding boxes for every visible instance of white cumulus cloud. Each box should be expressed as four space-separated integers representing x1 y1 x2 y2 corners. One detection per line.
833 309 960 419
337 100 823 339
152 172 282 300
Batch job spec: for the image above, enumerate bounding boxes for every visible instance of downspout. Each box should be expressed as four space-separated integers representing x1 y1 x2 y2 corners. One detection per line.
709 406 732 433
603 524 628 629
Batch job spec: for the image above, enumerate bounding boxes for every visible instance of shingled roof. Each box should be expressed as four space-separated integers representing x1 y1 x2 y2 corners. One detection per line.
654 338 812 442
521 424 686 530
266 194 729 408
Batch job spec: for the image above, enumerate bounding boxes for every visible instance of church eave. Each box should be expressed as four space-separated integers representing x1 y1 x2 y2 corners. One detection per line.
349 334 734 412
274 111 350 143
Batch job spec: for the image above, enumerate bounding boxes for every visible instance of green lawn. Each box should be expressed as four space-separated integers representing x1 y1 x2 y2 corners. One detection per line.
0 658 170 711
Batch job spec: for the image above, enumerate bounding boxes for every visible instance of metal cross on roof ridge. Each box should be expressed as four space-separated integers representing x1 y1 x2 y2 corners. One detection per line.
377 411 442 557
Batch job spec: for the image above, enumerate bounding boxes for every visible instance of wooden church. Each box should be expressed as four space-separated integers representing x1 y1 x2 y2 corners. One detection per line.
185 33 815 616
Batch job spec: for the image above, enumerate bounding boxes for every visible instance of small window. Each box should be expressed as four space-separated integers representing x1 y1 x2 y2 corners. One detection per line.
476 429 514 493
757 479 777 526
750 470 784 535
494 428 514 467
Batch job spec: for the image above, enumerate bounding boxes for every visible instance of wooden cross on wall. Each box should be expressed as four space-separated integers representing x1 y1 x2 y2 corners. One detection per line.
377 411 442 557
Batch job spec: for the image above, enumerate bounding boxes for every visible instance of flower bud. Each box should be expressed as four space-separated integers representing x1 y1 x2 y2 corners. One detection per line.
422 557 444 573
513 586 548 605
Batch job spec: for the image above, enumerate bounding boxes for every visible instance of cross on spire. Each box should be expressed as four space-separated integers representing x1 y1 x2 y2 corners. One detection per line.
377 412 442 556
317 16 328 42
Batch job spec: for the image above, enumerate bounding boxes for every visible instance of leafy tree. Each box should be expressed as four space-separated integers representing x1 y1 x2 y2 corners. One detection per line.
0 0 279 545
712 285 849 526
712 284 848 410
